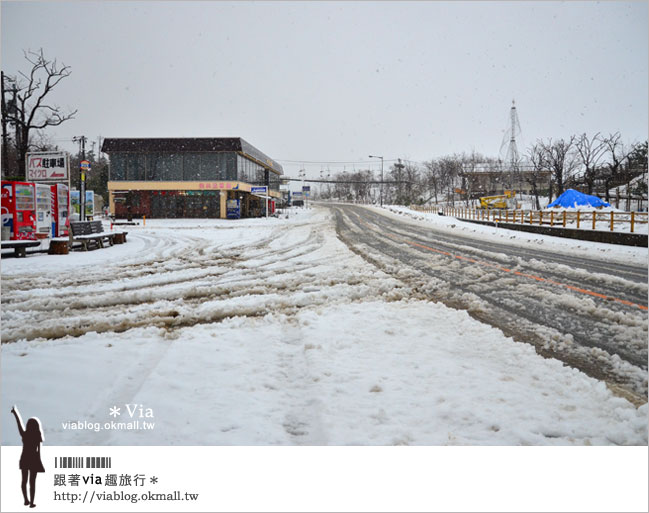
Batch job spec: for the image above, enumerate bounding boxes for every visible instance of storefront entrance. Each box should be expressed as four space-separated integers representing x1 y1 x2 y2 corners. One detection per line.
113 189 277 219
150 192 220 218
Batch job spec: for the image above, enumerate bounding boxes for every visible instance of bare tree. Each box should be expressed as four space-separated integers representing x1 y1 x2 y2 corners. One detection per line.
526 142 546 210
458 151 481 206
388 160 404 204
538 136 578 200
601 132 636 202
3 49 77 179
402 161 420 205
484 159 507 195
438 156 462 206
422 159 441 204
349 169 374 203
575 132 606 194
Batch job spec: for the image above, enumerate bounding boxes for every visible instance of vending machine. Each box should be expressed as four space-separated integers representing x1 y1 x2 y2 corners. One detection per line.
226 199 241 219
34 183 52 239
50 183 70 236
1 181 37 240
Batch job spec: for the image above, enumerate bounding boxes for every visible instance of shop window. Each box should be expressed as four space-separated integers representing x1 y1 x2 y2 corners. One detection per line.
126 154 146 181
183 153 202 181
147 153 162 181
236 155 245 182
201 154 218 180
160 154 182 181
225 153 237 180
109 153 127 180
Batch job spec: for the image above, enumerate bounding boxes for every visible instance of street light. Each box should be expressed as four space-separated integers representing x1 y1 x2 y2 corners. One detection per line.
368 155 384 206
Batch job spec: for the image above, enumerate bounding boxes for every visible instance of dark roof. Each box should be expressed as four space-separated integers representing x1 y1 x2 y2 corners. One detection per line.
101 137 283 174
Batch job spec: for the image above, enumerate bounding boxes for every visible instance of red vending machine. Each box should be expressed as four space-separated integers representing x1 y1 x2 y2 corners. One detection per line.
50 183 70 236
1 181 37 240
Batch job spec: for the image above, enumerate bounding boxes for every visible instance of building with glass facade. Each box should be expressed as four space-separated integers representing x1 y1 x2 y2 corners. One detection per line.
102 138 284 219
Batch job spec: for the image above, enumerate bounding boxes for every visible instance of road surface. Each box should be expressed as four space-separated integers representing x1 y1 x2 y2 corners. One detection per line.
328 203 648 403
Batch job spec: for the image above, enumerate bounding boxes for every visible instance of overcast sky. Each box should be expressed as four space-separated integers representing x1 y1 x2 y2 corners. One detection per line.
2 1 647 178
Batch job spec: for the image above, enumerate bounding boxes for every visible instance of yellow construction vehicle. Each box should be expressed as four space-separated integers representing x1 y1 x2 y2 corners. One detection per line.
478 190 516 209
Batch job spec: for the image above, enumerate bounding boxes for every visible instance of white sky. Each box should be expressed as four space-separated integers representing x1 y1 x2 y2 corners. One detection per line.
2 1 647 179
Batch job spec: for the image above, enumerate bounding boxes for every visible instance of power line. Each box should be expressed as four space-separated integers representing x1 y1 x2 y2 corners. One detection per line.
276 158 402 165
283 177 414 184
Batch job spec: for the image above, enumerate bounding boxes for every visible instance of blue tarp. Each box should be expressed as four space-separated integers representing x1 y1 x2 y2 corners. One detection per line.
547 189 610 209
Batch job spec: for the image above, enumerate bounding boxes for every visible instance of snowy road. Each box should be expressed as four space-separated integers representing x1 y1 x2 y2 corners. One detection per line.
331 204 648 403
1 207 647 445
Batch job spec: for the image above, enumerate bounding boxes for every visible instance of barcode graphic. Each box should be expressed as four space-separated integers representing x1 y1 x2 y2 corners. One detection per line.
55 457 112 469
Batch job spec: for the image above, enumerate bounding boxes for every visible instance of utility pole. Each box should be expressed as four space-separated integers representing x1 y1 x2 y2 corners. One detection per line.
1 72 8 179
369 155 384 206
326 169 331 199
73 135 87 220
73 135 86 160
395 158 405 204
320 168 323 199
299 168 306 208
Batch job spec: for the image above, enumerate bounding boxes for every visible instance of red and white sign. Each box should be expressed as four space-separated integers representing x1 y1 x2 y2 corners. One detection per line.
26 152 69 181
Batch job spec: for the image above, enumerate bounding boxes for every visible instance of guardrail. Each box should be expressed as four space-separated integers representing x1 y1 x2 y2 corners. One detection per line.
411 206 649 233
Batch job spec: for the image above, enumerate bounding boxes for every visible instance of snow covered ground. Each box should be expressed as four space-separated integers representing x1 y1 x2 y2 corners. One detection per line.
429 192 648 234
387 204 649 255
1 206 647 445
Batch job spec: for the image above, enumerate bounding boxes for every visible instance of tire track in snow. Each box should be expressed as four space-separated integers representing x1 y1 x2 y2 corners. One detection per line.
1 214 410 345
331 204 648 403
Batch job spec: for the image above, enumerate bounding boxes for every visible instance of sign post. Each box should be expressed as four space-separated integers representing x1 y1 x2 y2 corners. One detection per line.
79 160 91 221
302 186 310 209
26 152 69 182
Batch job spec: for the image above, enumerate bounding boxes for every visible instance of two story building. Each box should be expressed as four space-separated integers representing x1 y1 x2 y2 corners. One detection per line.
102 137 283 219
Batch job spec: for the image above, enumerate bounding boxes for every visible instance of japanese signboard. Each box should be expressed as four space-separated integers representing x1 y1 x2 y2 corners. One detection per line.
26 152 69 181
251 186 268 194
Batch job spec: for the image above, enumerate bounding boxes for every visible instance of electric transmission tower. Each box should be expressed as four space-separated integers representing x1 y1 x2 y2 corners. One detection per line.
499 99 523 191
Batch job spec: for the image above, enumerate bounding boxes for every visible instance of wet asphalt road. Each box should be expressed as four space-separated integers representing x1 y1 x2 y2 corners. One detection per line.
328 204 648 402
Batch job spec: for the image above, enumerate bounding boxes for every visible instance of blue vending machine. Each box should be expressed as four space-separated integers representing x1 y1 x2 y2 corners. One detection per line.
226 199 241 219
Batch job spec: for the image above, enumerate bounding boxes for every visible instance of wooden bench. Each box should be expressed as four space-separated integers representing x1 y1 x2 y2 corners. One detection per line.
70 221 115 251
1 240 41 258
69 221 128 251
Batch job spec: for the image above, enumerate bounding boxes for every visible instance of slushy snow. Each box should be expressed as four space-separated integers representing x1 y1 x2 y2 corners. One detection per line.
1 206 647 445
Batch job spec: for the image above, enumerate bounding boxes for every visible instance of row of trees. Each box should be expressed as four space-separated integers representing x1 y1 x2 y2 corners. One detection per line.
317 136 647 209
528 133 646 205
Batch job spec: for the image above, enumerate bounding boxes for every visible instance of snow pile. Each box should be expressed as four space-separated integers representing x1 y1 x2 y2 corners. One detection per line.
383 205 649 250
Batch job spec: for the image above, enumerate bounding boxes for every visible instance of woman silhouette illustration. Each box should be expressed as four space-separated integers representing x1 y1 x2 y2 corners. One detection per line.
11 406 45 508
